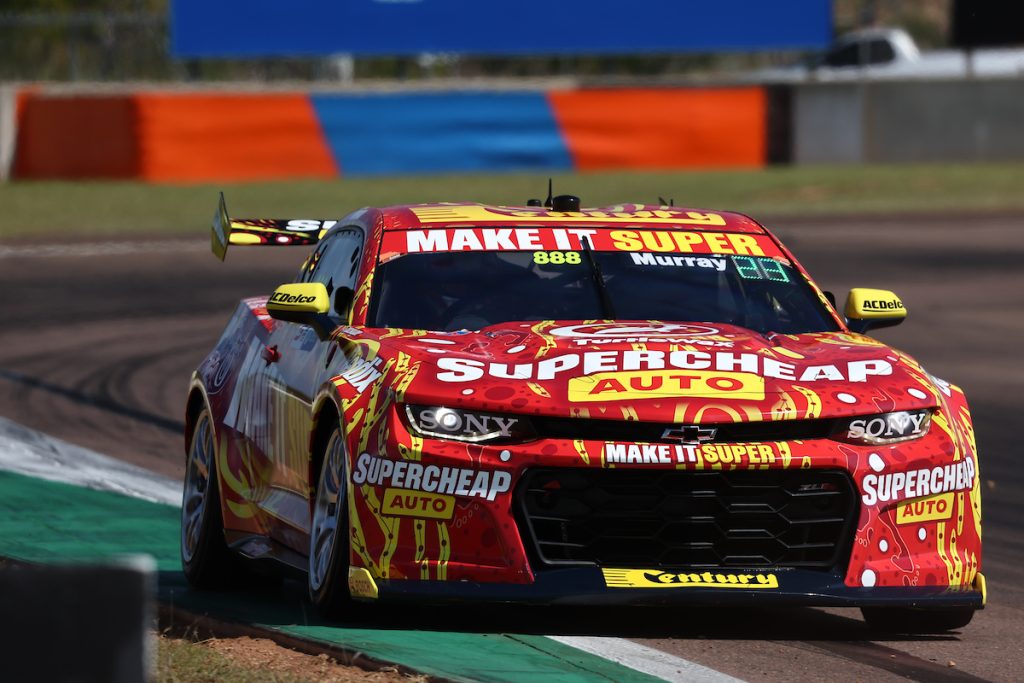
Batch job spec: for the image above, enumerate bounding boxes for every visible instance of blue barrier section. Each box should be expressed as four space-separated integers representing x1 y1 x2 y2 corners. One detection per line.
172 0 832 57
311 92 573 176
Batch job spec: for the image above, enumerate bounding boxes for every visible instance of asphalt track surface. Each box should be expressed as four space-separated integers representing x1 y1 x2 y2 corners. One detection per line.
1 212 1022 682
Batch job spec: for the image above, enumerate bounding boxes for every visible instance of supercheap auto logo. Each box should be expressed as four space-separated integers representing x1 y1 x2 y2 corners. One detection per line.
568 369 765 402
861 458 975 506
351 453 510 501
435 350 894 385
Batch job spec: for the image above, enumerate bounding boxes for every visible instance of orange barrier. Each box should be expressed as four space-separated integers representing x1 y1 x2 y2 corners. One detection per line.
134 93 337 182
548 88 766 170
11 87 768 181
13 95 139 179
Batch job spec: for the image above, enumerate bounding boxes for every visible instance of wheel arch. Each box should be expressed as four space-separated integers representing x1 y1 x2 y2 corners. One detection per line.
308 389 343 504
184 376 213 458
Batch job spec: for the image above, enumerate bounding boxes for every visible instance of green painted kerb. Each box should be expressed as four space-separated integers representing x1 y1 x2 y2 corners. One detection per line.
0 471 662 683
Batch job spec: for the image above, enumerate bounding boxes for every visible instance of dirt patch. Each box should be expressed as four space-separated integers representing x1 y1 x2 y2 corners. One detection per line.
160 633 428 683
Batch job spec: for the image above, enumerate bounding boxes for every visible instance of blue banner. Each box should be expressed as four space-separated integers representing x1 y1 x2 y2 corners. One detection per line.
171 1 832 58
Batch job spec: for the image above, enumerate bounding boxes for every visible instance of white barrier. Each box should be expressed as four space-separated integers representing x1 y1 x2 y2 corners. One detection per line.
0 85 16 181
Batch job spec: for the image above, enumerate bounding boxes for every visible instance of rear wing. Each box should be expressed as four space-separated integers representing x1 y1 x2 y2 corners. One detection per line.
211 193 334 260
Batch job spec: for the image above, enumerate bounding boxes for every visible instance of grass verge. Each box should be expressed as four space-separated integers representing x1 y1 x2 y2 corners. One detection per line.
3 163 1024 240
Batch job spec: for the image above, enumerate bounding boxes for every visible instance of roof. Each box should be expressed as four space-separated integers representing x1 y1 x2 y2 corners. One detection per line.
376 203 768 234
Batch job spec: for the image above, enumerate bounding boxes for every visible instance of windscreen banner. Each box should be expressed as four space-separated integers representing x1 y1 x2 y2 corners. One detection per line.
170 0 832 58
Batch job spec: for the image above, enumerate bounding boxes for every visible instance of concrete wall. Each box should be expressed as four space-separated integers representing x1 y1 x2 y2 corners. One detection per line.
865 80 1024 163
5 79 1024 180
793 79 1024 165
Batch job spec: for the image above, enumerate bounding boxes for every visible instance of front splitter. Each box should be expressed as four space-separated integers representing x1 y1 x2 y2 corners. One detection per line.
356 565 986 609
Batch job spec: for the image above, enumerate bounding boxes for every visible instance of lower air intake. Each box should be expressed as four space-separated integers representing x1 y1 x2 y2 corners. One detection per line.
517 468 857 570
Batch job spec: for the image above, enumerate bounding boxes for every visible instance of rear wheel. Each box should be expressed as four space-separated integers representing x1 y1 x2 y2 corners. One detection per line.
308 422 352 615
181 408 233 588
861 606 975 634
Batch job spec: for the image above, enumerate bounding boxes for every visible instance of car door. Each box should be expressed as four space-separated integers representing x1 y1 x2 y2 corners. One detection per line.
255 227 365 552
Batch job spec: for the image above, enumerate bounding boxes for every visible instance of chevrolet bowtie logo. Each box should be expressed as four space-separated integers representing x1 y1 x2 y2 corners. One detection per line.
661 425 718 444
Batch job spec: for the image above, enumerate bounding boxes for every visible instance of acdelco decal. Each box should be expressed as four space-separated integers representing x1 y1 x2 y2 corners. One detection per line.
863 299 905 311
603 568 780 589
380 228 781 259
436 351 892 384
862 459 975 506
381 488 455 520
351 453 511 501
269 292 318 305
569 370 764 402
896 492 955 524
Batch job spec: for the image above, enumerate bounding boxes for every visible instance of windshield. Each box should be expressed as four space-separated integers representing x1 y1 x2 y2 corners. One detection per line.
369 249 838 334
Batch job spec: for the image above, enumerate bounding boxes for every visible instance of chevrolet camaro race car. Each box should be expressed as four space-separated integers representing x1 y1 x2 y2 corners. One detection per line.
182 195 984 633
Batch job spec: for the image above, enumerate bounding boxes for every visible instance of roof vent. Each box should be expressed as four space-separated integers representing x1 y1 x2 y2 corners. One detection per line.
550 195 580 212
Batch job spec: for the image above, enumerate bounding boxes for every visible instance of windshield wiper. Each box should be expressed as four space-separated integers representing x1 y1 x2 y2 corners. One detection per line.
581 236 616 319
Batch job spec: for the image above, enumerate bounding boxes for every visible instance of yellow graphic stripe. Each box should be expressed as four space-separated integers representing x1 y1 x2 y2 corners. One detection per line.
528 382 551 398
414 519 428 580
573 439 590 465
436 521 450 581
348 491 380 576
777 441 793 469
793 385 821 419
531 321 558 358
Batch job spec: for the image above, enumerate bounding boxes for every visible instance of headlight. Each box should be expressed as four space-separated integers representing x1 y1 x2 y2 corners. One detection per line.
404 405 534 444
834 410 932 445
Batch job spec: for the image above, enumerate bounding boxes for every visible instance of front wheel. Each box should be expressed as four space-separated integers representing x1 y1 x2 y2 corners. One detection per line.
181 408 233 588
861 606 975 634
308 423 352 615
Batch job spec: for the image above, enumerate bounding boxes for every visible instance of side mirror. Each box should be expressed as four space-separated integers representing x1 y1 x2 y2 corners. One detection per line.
332 286 355 319
266 283 336 340
844 288 906 333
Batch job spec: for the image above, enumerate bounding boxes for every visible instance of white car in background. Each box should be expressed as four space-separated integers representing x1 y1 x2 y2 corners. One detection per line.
755 27 1024 81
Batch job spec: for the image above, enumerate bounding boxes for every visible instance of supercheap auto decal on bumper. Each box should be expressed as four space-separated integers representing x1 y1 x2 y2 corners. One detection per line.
327 327 983 607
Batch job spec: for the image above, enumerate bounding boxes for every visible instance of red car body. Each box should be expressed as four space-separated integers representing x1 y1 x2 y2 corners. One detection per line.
185 201 984 620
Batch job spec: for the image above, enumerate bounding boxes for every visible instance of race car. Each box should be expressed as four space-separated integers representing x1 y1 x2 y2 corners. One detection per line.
182 194 984 633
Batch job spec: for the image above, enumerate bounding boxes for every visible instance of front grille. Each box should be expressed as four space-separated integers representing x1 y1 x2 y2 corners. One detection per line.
530 416 838 444
517 468 857 571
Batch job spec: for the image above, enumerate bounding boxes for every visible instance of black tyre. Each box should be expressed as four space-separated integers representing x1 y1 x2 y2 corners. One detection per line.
181 408 234 588
861 606 975 634
308 421 353 616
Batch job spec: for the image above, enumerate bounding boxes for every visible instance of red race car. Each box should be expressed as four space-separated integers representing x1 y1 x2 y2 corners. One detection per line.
182 194 983 633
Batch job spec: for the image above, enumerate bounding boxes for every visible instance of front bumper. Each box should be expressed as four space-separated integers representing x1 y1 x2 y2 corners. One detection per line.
363 566 986 609
344 392 984 607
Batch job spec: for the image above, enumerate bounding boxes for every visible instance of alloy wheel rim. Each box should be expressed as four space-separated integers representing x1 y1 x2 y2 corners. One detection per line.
310 430 345 592
181 412 213 563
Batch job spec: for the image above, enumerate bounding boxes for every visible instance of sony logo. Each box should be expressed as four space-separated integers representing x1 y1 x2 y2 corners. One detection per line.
417 409 518 438
848 413 926 440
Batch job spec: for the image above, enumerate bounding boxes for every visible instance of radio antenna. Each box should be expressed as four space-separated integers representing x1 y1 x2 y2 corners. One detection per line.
544 178 553 208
